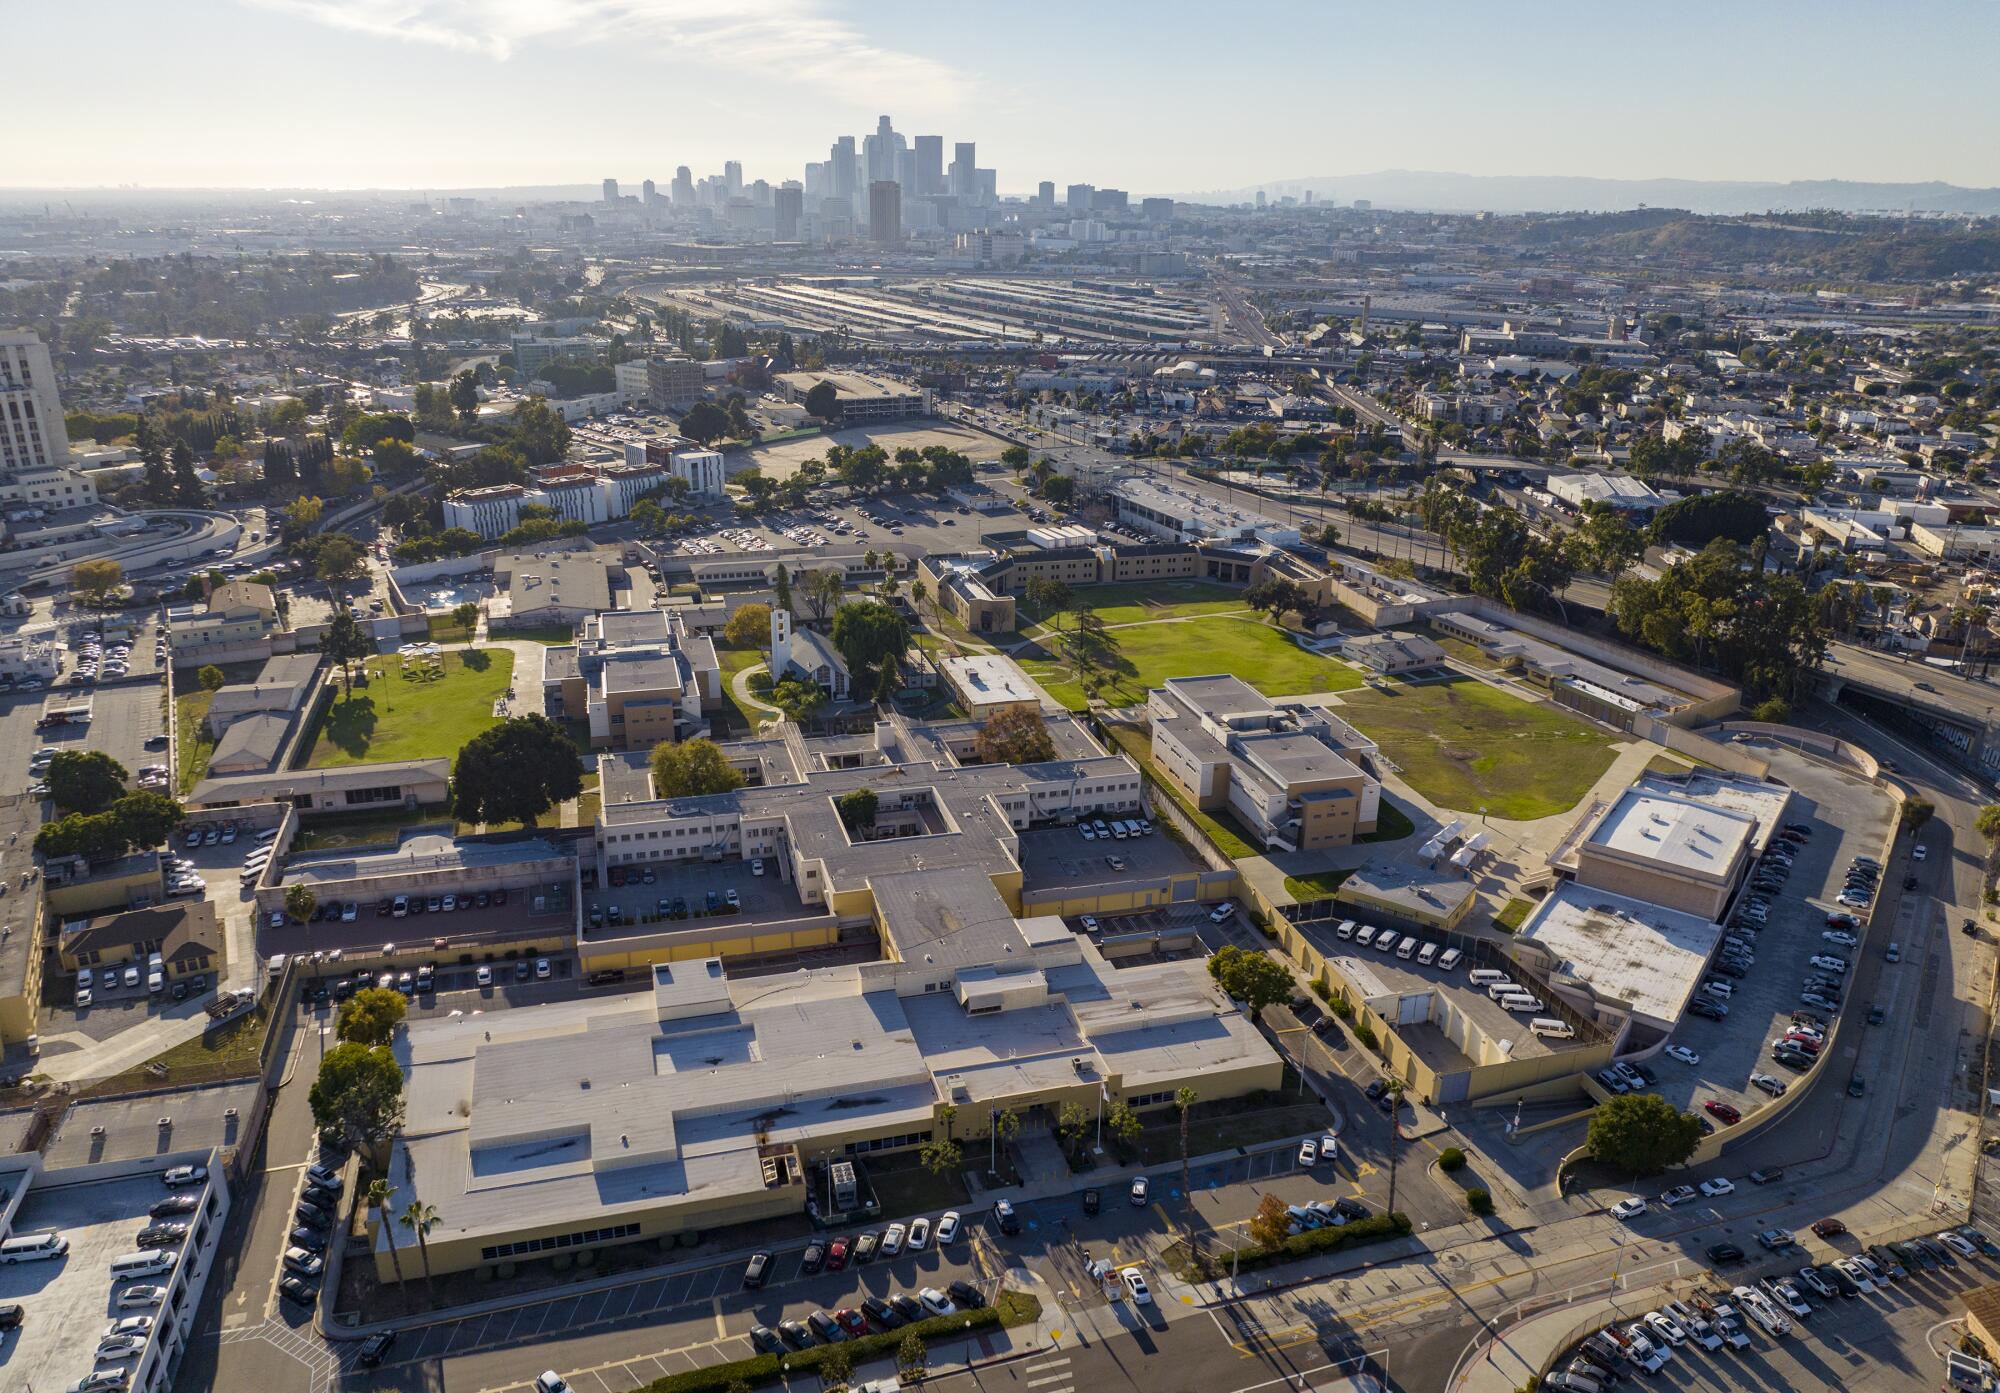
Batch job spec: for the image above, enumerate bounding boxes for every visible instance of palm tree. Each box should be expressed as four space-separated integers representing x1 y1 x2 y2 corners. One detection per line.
400 1198 439 1306
1383 1078 1408 1216
367 1178 408 1310
1175 1086 1198 1256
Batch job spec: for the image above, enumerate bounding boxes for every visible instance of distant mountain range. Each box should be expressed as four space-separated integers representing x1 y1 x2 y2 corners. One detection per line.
1180 169 2000 216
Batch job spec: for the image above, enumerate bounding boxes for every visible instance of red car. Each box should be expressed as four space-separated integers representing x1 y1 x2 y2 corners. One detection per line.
1784 1034 1822 1055
826 1235 851 1271
835 1308 868 1338
1811 1217 1848 1239
1703 1099 1741 1125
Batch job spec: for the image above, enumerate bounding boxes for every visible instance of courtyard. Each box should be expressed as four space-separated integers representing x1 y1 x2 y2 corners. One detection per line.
1017 611 1365 710
305 648 517 767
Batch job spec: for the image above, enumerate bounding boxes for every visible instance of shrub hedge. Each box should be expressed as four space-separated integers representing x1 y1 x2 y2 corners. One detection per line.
637 1293 1037 1393
1437 1147 1466 1172
1220 1211 1412 1277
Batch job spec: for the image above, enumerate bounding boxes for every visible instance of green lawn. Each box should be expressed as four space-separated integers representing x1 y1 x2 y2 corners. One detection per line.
290 805 453 852
711 646 771 735
305 649 516 767
1340 677 1618 821
1284 868 1355 901
174 690 217 794
1360 797 1418 843
1495 897 1533 933
426 617 473 644
1021 580 1252 632
1019 614 1365 710
500 624 576 645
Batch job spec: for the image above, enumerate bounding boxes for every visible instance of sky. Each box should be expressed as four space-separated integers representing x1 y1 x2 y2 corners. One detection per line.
9 0 2000 194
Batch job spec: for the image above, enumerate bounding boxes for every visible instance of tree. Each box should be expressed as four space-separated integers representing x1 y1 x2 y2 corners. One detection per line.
836 787 878 831
45 750 127 814
650 737 747 798
817 1344 853 1392
897 1331 928 1382
170 440 205 505
336 987 407 1046
510 396 571 465
1901 796 1936 833
1583 1092 1704 1176
366 1178 409 1309
321 607 373 691
1249 1192 1291 1250
1025 577 1072 627
831 599 910 684
400 1199 439 1306
1106 1099 1143 1151
1977 804 2000 845
197 664 226 692
871 656 901 706
1648 490 1769 549
1205 944 1294 1017
801 567 845 624
450 715 584 829
772 563 792 614
1056 1099 1091 1159
285 883 318 925
282 494 325 539
1243 578 1311 622
1175 1086 1198 1239
803 380 839 422
723 602 772 648
310 1042 406 1153
1751 696 1792 723
919 1133 963 1178
314 534 366 585
448 370 481 425
450 601 479 633
767 676 827 725
680 400 733 444
974 707 1056 765
72 558 124 605
35 812 129 862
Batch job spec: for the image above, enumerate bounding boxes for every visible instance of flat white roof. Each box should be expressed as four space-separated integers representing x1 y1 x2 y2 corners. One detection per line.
1518 882 1720 1028
941 653 1040 709
1587 790 1754 880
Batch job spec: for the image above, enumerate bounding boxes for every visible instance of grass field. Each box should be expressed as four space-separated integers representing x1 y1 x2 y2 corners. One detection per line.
1494 897 1533 933
1284 868 1355 901
305 649 515 767
1019 614 1365 710
290 805 454 852
1340 677 1618 821
174 690 216 793
1020 580 1252 632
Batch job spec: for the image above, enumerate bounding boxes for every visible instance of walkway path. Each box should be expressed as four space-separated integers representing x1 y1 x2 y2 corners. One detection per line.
730 660 783 720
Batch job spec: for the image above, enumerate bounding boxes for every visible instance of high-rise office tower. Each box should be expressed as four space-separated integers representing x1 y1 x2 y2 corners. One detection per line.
976 169 996 206
1066 183 1093 211
865 114 905 185
950 142 976 199
1038 181 1056 208
831 137 858 205
0 330 73 477
672 166 694 205
724 161 743 195
774 184 804 241
897 149 917 194
868 181 902 244
751 179 771 206
602 178 619 203
1255 190 1267 208
914 135 943 196
641 179 657 205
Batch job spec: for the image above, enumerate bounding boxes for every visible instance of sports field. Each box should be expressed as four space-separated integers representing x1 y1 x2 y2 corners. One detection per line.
305 649 516 767
1339 677 1618 820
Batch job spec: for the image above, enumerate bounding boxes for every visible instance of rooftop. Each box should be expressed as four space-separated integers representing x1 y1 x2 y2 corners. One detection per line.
1586 790 1756 881
1517 881 1722 1028
44 1081 258 1168
283 831 569 889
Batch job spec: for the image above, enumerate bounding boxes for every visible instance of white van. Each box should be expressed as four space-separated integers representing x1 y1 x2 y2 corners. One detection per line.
1374 932 1398 954
1501 994 1543 1014
1416 943 1438 966
1437 948 1463 972
255 827 280 844
1334 920 1357 940
1396 938 1419 960
1484 980 1520 1000
266 953 288 981
1354 926 1376 948
0 1231 69 1263
1530 1017 1575 1039
1468 968 1507 986
110 1250 175 1280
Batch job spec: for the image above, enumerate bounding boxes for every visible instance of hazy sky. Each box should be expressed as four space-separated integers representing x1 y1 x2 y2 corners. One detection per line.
10 0 1999 192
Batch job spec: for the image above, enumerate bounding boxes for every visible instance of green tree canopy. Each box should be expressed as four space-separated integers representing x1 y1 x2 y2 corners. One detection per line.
309 1042 406 1151
649 737 747 799
767 676 827 724
1647 490 1770 549
321 606 373 688
830 599 910 683
46 750 128 813
450 715 583 829
723 603 772 648
837 787 878 831
1205 944 1294 1017
1584 1092 1704 1175
973 707 1056 765
337 987 408 1046
197 664 227 692
72 558 124 604
313 534 367 585
803 380 839 422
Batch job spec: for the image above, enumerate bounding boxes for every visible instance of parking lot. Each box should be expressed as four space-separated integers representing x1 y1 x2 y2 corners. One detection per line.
1643 752 1898 1126
1 675 171 803
1018 821 1207 895
586 856 810 935
1566 1220 2000 1393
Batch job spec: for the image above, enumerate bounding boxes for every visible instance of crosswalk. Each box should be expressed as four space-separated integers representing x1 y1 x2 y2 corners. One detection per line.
1022 1353 1075 1393
214 1317 345 1392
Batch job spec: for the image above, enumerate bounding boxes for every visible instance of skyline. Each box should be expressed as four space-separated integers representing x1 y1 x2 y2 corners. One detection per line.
5 0 1998 195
